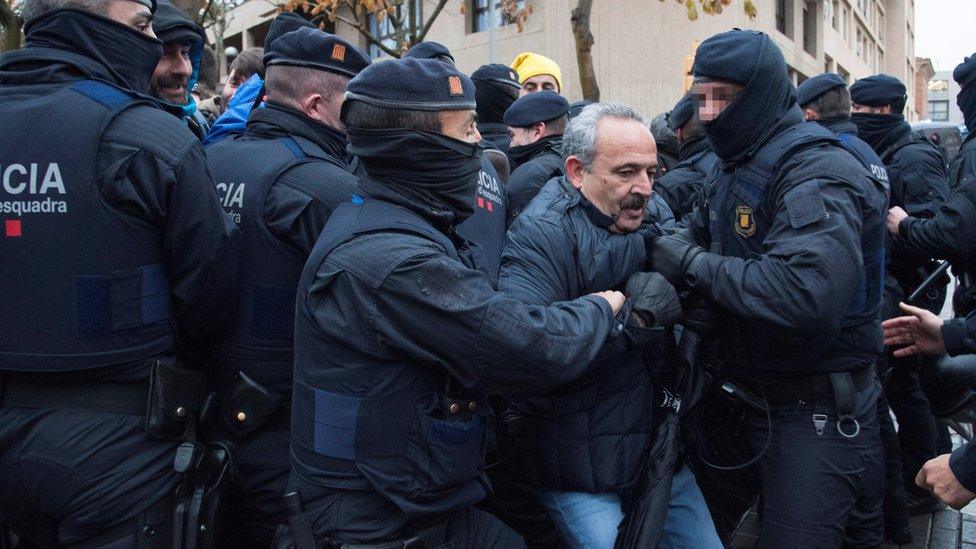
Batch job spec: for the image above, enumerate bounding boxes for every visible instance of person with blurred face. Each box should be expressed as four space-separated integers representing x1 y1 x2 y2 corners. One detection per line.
648 29 889 547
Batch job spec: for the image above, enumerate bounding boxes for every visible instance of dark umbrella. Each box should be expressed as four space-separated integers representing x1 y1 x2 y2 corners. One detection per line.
615 329 712 548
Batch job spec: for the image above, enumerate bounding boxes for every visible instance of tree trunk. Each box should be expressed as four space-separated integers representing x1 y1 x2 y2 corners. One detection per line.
0 0 21 52
570 0 599 101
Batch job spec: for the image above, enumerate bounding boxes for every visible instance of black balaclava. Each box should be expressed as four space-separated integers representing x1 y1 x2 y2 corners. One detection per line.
21 9 163 94
474 80 518 124
954 53 976 133
850 112 911 154
347 127 484 223
692 29 797 163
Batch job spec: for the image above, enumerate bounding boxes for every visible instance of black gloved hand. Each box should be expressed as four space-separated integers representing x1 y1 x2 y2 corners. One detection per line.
625 271 682 327
680 291 719 335
648 234 706 287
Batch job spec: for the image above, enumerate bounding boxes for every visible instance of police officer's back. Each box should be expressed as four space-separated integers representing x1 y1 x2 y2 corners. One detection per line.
648 30 888 547
504 91 569 222
0 0 239 545
203 27 370 547
287 58 627 547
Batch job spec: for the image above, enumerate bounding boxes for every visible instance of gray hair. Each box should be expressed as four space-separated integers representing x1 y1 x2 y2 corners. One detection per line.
562 102 648 169
21 0 110 21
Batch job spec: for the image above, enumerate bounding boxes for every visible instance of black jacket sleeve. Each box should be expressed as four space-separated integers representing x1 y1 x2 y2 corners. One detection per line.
265 162 359 255
687 173 867 331
98 107 240 344
895 160 976 265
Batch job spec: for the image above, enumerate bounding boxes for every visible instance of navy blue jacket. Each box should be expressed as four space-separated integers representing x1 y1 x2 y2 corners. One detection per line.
654 135 719 221
895 134 976 270
204 103 358 393
0 11 239 378
290 179 619 538
876 128 950 298
686 114 887 377
499 177 664 492
506 137 564 223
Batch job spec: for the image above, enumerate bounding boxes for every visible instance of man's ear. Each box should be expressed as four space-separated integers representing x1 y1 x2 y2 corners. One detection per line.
803 107 819 121
565 156 585 190
302 93 325 121
534 121 547 139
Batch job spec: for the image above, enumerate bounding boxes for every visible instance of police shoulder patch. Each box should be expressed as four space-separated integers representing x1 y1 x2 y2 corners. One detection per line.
734 205 756 238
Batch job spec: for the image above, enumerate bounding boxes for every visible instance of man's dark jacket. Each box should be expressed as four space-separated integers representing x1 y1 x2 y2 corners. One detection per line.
499 177 663 492
653 134 719 221
506 136 564 223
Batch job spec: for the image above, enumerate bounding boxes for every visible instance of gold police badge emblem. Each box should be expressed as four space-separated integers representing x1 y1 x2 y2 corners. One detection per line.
735 205 756 238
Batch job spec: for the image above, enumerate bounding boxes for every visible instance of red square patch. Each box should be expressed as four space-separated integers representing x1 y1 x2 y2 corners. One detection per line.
5 219 22 237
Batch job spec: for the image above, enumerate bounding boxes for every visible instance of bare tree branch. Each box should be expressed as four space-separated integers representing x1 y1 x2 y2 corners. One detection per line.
416 0 448 43
333 11 400 57
571 0 599 101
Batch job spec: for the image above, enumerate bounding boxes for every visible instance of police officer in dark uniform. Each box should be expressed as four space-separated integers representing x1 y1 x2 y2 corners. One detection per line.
399 43 509 286
851 74 953 514
653 93 719 221
203 27 369 548
149 0 210 139
287 57 629 548
648 30 888 546
0 0 240 545
888 54 976 319
471 63 521 181
797 72 915 544
504 90 569 222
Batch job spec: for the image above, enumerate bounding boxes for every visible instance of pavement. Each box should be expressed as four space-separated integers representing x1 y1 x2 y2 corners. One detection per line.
731 506 976 548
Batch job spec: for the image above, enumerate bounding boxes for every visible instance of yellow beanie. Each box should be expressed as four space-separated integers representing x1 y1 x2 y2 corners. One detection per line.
510 52 563 93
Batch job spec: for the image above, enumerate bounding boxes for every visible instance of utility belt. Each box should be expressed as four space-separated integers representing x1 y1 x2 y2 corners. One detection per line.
0 357 206 441
731 365 875 408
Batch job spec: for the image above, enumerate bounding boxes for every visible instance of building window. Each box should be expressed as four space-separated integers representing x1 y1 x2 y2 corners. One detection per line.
929 100 949 121
470 0 524 33
802 2 817 56
367 2 422 59
929 79 949 92
831 0 839 30
776 0 788 35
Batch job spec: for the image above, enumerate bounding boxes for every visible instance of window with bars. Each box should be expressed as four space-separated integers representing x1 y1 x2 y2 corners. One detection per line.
366 2 423 59
470 0 524 33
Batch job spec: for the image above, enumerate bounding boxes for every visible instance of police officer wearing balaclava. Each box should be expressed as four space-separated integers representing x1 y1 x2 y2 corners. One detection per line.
654 93 720 221
287 58 629 547
0 0 240 544
203 27 370 547
471 63 521 180
888 54 976 320
650 111 680 177
399 43 509 286
647 29 888 546
851 73 953 514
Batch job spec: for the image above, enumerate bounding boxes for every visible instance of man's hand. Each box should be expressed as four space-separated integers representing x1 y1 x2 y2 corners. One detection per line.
916 454 976 510
647 235 705 286
881 302 946 357
887 206 909 236
681 292 719 335
625 272 682 327
592 290 626 316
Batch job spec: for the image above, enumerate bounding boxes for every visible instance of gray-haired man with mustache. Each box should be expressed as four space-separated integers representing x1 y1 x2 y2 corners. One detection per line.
497 102 721 548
